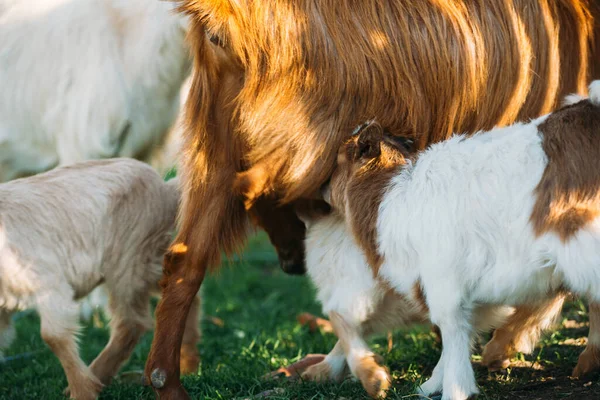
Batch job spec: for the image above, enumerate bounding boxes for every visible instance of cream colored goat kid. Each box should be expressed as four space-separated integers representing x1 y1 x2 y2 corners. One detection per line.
0 159 200 400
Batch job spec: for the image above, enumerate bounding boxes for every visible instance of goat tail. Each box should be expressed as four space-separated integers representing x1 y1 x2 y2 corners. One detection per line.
590 80 600 106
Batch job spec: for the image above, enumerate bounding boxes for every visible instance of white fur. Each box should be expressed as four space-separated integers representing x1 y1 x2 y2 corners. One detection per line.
370 81 600 399
303 214 512 391
590 80 600 106
0 159 196 397
0 0 191 181
562 93 584 106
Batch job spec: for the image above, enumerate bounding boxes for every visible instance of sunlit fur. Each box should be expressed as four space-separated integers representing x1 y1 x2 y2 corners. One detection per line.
302 213 512 398
329 82 600 399
0 0 191 181
180 0 597 203
147 1 600 394
0 159 201 400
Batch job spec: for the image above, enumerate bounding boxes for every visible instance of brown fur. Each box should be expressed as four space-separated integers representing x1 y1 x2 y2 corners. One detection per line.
531 98 600 241
481 295 566 371
180 0 596 203
147 1 600 395
411 283 429 317
328 122 411 275
179 295 202 375
329 311 391 399
573 302 600 378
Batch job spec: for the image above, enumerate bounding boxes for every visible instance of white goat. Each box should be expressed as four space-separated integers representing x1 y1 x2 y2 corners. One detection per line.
325 80 600 400
0 0 191 180
0 159 201 400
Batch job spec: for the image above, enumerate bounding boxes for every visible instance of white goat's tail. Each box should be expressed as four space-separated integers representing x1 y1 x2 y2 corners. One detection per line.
590 80 600 106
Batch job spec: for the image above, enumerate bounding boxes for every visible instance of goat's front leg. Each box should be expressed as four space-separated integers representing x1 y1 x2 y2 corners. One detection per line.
423 276 478 400
179 293 202 375
573 302 600 377
143 247 206 400
302 340 348 382
417 351 445 398
144 175 248 399
329 311 390 398
481 294 565 370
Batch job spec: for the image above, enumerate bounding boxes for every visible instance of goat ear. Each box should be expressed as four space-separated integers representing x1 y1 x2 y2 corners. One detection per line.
383 134 413 155
355 123 384 161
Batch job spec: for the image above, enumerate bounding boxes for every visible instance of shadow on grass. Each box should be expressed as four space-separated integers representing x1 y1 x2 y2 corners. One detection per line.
1 233 599 399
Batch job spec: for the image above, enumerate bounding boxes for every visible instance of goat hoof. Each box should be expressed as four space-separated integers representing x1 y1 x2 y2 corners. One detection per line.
355 354 390 398
151 368 167 389
572 345 600 378
485 357 511 372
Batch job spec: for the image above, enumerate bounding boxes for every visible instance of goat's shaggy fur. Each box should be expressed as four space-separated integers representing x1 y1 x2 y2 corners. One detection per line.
0 0 191 181
145 1 600 395
326 81 600 399
0 159 200 400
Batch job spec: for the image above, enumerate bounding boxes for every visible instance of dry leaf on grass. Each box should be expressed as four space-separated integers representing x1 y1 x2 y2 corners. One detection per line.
205 315 225 327
297 312 333 333
261 354 327 380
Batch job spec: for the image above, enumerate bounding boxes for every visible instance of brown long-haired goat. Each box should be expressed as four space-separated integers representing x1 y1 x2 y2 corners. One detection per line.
145 1 600 397
0 159 200 400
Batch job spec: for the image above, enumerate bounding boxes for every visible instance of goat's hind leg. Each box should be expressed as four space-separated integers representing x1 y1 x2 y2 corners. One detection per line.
573 302 600 378
88 286 152 385
38 294 102 400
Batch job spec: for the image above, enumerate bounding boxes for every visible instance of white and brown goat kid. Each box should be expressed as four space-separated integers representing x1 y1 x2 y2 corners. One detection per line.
0 159 201 400
299 210 513 398
325 81 600 400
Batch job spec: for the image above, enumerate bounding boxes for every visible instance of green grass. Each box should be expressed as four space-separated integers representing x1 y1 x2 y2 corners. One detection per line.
1 232 599 399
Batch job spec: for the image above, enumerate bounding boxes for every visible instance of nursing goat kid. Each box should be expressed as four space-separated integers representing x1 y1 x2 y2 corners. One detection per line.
0 0 191 180
325 81 600 400
299 211 514 398
0 159 200 400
